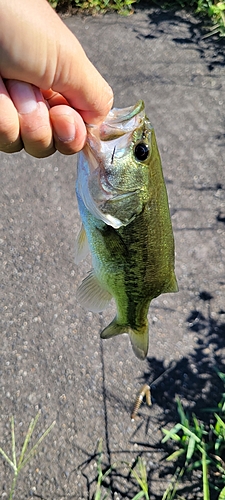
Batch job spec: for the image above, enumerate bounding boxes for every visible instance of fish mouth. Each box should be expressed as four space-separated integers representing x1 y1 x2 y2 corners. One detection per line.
87 100 145 145
83 100 146 178
99 99 145 141
103 100 145 126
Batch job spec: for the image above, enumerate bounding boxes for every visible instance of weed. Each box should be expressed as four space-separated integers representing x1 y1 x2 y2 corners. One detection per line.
92 441 150 499
94 438 112 500
197 0 225 37
48 0 225 35
0 412 55 500
130 457 150 499
161 371 225 499
1 374 225 498
49 0 137 14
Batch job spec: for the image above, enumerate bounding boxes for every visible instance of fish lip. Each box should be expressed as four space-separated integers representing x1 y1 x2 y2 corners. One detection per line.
103 99 145 126
86 100 145 144
83 100 146 172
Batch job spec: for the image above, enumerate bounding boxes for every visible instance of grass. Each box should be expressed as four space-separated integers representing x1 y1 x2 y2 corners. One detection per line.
91 375 225 499
161 370 225 499
0 412 55 500
93 441 150 499
197 0 225 37
49 0 137 15
1 372 225 498
94 439 113 500
48 0 225 36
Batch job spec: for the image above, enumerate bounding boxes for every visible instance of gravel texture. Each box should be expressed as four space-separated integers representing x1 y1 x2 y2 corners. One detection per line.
0 6 225 499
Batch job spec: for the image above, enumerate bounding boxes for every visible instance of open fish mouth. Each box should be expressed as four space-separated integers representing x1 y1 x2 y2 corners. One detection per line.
102 100 145 126
98 99 145 141
82 100 148 183
87 100 146 148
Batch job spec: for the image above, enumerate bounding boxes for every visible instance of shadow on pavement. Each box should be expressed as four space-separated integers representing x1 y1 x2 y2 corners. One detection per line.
133 6 225 70
65 288 225 499
61 292 225 500
1 6 225 499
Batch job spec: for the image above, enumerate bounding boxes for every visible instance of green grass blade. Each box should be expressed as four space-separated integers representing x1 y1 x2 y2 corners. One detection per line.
17 412 40 469
131 467 145 490
0 447 16 471
176 398 189 427
202 447 210 500
219 486 225 500
215 413 225 431
94 438 111 500
132 492 145 500
19 419 56 470
8 474 18 500
131 459 149 499
179 425 201 443
166 448 185 461
11 417 16 470
162 424 183 443
161 467 184 500
186 435 196 461
1 413 55 500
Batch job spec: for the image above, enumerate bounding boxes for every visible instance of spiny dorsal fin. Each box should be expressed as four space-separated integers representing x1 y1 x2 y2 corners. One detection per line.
74 224 89 264
77 270 112 312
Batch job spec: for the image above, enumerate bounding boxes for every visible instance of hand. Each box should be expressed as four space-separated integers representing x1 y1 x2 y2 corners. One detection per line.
0 0 113 158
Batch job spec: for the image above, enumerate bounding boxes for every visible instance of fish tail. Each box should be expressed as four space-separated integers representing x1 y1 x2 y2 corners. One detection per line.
129 324 149 360
100 319 149 360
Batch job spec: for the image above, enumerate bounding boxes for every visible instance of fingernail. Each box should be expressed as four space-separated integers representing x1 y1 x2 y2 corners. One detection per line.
53 114 76 143
8 81 38 114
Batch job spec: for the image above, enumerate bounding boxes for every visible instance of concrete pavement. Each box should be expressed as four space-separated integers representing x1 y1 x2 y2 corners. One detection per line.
1 6 225 499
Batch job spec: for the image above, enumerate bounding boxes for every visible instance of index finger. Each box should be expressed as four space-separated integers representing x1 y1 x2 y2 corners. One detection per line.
51 34 114 125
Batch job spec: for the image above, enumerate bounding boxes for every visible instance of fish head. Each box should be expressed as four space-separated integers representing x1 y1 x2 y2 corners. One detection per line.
77 100 158 229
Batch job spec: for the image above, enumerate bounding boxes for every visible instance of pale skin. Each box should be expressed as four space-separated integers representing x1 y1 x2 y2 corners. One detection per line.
0 0 113 158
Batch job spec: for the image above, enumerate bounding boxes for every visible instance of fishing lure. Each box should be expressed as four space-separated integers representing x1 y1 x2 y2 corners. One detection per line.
131 384 152 421
130 363 176 420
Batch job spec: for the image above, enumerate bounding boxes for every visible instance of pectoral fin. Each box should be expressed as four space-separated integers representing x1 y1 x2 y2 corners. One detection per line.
74 224 89 264
100 319 149 360
77 270 112 312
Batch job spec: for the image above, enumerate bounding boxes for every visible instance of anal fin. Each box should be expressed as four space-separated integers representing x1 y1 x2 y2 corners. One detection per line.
77 270 112 312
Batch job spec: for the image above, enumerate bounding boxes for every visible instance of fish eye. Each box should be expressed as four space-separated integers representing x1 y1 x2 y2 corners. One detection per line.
134 142 149 162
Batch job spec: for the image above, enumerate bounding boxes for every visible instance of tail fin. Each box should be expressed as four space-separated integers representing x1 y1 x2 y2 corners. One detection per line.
100 318 149 360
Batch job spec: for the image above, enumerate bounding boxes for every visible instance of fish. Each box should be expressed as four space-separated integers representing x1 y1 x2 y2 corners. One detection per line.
75 100 178 360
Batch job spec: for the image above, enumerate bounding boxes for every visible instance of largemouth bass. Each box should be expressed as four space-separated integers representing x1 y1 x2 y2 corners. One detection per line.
75 100 178 360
